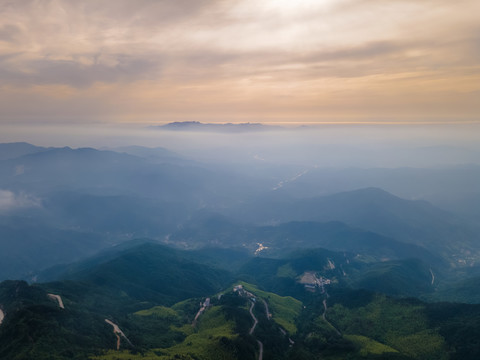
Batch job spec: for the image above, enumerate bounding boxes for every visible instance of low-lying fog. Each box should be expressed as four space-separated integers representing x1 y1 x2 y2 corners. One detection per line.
2 122 479 168
1 121 479 281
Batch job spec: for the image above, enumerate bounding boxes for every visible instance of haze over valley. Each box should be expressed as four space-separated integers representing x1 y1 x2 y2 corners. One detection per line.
0 122 480 358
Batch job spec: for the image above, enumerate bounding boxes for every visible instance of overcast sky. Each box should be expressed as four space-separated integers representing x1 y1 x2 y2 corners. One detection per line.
1 0 479 125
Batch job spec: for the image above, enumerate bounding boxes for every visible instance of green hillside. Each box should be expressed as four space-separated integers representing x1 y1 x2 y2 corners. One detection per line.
58 242 232 307
350 258 435 297
1 243 480 359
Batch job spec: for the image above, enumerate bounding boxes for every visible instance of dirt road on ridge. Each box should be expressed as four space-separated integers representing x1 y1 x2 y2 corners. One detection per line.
47 294 64 309
322 299 341 336
248 300 264 360
249 301 259 335
105 319 133 350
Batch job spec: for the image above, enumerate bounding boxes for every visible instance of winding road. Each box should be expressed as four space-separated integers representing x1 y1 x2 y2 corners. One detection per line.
47 294 64 309
322 299 327 321
235 286 280 360
105 319 133 350
249 301 259 335
261 299 271 319
248 300 263 360
192 305 205 327
192 298 210 327
322 299 341 336
256 340 263 360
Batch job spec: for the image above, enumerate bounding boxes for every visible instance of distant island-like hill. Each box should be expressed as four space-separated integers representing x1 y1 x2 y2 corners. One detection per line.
149 121 284 133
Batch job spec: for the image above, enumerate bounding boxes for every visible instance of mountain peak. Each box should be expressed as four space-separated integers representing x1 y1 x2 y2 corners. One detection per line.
150 121 283 133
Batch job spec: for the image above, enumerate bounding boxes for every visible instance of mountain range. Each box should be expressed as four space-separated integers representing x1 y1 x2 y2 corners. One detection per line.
151 121 284 133
1 141 480 359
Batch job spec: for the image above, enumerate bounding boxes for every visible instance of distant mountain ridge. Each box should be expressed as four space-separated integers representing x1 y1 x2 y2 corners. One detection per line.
169 213 442 266
151 121 284 132
230 187 480 264
0 142 48 161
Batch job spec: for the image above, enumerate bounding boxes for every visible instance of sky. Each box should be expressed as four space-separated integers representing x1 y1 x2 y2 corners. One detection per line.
0 0 479 126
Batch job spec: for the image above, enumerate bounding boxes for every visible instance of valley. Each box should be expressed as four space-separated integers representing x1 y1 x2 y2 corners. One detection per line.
0 141 479 359
1 234 480 359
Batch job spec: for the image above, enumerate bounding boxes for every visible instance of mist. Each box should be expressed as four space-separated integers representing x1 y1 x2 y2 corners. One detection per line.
0 121 479 284
2 122 479 169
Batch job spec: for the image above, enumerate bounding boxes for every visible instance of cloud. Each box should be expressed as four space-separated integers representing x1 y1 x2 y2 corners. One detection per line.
0 190 41 212
0 24 23 43
0 53 160 88
0 0 479 123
